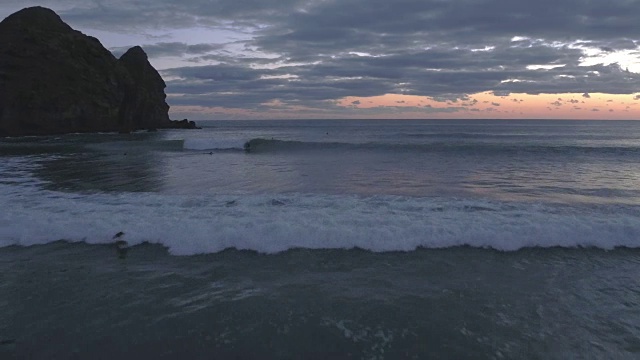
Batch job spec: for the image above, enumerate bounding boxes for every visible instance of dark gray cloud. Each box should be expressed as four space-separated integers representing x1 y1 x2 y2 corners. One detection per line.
162 48 639 109
111 42 227 58
8 0 640 42
2 0 640 116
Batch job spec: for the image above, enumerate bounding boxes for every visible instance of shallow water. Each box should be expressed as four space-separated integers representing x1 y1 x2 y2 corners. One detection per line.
2 242 640 359
2 119 640 358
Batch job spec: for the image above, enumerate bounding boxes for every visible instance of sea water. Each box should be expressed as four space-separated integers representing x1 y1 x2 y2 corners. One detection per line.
1 119 640 358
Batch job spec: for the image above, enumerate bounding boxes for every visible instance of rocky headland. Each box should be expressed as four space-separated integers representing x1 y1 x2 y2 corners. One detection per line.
0 6 198 137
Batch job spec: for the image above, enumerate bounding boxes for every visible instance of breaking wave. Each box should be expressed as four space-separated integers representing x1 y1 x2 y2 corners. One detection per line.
1 182 639 255
200 137 640 157
183 138 245 151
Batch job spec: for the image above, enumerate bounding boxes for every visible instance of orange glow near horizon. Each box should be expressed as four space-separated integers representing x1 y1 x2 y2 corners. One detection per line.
169 92 640 120
337 92 640 120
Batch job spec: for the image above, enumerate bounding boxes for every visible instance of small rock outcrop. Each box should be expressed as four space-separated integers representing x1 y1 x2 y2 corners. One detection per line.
169 118 200 129
0 7 196 137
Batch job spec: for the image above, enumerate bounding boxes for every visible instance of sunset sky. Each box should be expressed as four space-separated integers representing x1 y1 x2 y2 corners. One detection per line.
1 0 640 120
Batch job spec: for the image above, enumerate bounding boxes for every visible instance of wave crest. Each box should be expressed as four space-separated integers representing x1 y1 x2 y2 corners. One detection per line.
238 137 640 156
1 186 639 255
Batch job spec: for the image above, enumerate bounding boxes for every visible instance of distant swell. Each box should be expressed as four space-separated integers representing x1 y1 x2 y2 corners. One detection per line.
243 138 328 152
240 138 640 156
1 184 639 255
183 138 245 151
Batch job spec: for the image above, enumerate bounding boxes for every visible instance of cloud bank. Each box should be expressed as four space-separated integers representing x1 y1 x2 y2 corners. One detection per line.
2 0 640 118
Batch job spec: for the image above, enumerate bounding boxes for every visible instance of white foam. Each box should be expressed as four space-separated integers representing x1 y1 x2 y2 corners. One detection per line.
1 181 639 254
0 156 51 189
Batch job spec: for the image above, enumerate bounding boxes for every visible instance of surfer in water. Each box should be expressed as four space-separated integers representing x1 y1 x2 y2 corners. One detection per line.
113 231 128 259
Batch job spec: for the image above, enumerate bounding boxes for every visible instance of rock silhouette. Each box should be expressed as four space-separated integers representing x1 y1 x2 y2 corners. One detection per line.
0 6 197 137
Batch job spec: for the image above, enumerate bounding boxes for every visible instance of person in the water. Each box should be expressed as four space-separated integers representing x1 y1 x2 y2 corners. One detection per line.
113 232 128 259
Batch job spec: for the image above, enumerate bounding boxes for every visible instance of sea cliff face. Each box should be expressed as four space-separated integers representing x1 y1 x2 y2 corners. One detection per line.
118 46 171 132
0 6 193 137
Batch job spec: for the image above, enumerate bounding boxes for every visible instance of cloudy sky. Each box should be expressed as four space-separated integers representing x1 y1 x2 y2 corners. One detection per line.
2 0 640 120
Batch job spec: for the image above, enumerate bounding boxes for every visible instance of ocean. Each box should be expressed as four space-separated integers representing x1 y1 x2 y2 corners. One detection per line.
1 119 640 359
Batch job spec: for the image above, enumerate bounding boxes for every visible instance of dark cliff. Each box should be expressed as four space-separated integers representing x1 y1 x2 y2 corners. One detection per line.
0 7 193 137
118 46 171 131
